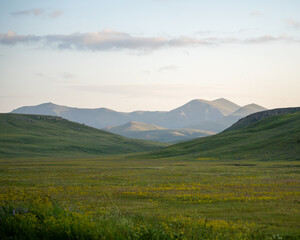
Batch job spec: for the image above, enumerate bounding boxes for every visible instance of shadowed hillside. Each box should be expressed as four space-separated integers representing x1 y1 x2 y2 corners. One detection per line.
0 114 167 158
225 107 300 131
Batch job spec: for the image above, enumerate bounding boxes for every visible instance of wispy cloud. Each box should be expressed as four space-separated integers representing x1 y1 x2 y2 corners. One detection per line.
11 8 63 18
12 8 45 17
48 10 63 19
0 30 299 51
285 18 300 29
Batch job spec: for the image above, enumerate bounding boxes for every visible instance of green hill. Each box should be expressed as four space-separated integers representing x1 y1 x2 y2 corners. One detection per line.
225 107 300 132
0 114 167 158
143 110 300 161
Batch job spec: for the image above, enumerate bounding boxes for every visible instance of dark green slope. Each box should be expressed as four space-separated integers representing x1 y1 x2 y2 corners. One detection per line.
143 111 300 161
0 114 167 158
225 107 300 132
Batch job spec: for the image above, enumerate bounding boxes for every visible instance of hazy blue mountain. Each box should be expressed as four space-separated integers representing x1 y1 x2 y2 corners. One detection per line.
229 104 267 117
209 98 241 115
11 98 265 133
220 104 267 127
12 102 133 129
104 121 215 142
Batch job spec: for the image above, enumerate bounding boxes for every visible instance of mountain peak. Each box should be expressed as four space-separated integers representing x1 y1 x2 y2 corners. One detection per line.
212 98 227 102
187 99 208 104
229 103 267 117
41 102 56 107
241 103 266 111
244 103 264 108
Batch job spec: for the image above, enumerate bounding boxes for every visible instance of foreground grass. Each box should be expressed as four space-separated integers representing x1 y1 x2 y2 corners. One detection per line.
0 157 299 239
1 198 261 240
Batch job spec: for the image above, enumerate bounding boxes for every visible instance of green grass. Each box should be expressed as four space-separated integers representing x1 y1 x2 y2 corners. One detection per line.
142 111 300 161
0 113 168 158
0 157 299 239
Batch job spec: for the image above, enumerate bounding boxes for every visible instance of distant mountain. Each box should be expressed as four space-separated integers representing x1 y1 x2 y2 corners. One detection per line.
143 108 300 161
12 102 134 129
229 104 267 117
0 113 167 158
220 103 267 127
209 98 241 115
155 99 235 129
104 121 215 142
11 98 265 133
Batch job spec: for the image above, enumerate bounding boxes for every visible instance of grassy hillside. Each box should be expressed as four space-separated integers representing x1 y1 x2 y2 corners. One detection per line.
0 113 167 158
143 111 300 161
225 107 300 132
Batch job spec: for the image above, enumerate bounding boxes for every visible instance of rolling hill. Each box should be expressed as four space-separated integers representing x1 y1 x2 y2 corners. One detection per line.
225 107 300 131
11 99 266 132
104 121 215 142
0 113 167 158
142 108 300 161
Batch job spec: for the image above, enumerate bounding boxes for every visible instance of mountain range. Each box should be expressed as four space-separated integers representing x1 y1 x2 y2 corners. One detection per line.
11 98 267 142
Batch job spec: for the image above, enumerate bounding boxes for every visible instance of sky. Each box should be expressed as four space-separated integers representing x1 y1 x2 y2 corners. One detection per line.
0 0 300 112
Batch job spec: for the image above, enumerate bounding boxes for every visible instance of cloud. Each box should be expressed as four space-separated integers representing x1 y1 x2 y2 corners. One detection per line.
11 8 63 18
158 65 178 72
49 10 63 19
11 8 45 16
244 35 297 44
0 31 39 45
285 18 300 29
0 30 299 51
250 11 263 17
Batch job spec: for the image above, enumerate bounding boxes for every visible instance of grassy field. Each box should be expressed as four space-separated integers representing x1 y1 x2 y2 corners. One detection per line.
0 156 299 239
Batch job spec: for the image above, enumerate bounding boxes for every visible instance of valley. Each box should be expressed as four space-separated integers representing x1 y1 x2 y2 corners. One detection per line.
0 108 299 239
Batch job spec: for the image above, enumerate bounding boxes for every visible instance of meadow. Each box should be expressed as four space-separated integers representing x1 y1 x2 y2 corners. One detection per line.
1 156 299 239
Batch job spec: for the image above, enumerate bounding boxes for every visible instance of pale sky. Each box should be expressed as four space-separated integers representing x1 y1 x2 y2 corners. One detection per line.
1 0 300 112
